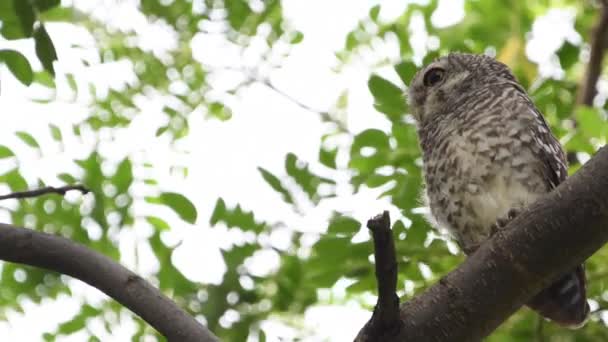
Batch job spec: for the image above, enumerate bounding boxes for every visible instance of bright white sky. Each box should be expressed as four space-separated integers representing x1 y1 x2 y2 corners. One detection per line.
0 0 583 340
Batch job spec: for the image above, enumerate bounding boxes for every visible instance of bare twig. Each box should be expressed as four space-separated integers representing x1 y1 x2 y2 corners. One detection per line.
355 211 402 341
0 223 218 341
0 185 90 200
576 1 608 106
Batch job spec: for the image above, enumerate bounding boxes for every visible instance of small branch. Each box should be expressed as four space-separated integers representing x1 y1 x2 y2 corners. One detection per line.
576 1 608 106
0 224 219 341
0 185 90 200
354 211 402 341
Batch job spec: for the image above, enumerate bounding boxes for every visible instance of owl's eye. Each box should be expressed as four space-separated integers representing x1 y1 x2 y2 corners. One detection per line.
423 68 445 87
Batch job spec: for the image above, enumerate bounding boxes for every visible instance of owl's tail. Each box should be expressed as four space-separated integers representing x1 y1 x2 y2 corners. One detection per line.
526 264 589 328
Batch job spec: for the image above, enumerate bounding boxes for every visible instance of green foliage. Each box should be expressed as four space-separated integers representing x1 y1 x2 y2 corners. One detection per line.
0 49 33 85
0 0 607 341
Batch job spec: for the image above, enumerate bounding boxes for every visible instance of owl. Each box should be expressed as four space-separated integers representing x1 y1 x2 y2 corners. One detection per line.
407 53 589 327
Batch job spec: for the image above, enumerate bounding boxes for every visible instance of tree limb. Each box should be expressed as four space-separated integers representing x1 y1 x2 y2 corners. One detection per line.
0 223 219 342
576 0 608 106
356 145 608 341
354 211 402 341
0 185 90 200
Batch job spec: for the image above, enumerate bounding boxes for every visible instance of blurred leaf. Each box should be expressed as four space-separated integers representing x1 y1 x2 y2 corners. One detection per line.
209 102 232 121
327 216 361 234
149 192 197 224
14 0 35 37
0 49 33 85
210 198 266 233
285 153 335 203
258 167 294 204
319 146 337 169
15 131 40 148
58 173 76 184
370 5 380 21
290 31 304 44
0 146 15 159
395 61 418 86
33 0 60 12
34 24 58 76
575 107 607 139
557 41 579 70
368 74 406 120
34 70 55 88
49 124 62 141
146 216 171 231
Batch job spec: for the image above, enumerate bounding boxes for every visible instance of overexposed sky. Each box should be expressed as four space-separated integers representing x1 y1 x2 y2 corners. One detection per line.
0 0 587 340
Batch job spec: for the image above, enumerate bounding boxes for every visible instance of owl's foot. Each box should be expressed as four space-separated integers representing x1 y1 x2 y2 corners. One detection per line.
490 208 521 235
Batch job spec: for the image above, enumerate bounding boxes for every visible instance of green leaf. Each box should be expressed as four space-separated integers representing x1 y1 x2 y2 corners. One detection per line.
49 124 62 141
209 198 266 232
395 61 418 86
58 173 76 184
575 107 607 139
368 74 406 119
34 70 56 88
406 215 429 246
151 192 197 224
319 146 337 169
210 198 226 225
34 24 58 76
146 216 171 231
557 41 579 70
208 102 232 120
112 158 133 194
290 31 304 44
0 145 15 159
258 167 294 204
65 73 77 92
33 0 60 12
15 131 40 148
369 5 380 21
285 153 335 203
14 0 35 37
327 216 361 234
0 49 33 86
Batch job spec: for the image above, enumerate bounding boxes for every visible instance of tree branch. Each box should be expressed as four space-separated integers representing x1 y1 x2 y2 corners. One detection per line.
0 185 90 200
354 211 402 341
576 1 608 106
0 223 219 342
356 146 608 341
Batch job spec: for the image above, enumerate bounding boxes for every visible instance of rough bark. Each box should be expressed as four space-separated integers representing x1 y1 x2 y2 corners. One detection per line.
356 146 608 341
0 223 219 342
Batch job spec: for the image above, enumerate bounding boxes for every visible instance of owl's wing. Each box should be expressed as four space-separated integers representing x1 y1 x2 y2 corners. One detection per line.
528 106 568 189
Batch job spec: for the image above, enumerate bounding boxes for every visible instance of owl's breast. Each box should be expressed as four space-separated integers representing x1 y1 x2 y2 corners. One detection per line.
422 124 547 250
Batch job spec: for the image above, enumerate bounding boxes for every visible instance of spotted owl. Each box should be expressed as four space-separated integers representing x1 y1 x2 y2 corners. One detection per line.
408 53 589 327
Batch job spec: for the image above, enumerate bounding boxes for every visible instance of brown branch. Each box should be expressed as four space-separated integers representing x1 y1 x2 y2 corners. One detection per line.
354 211 402 341
0 185 90 200
0 223 219 342
356 145 608 341
576 1 608 106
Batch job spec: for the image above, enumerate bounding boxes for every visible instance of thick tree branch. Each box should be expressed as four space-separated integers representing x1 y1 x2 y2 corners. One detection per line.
0 185 89 200
576 0 608 106
0 224 219 342
357 146 608 341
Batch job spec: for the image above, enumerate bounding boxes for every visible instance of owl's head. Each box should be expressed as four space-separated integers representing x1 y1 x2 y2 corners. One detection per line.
408 53 517 123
